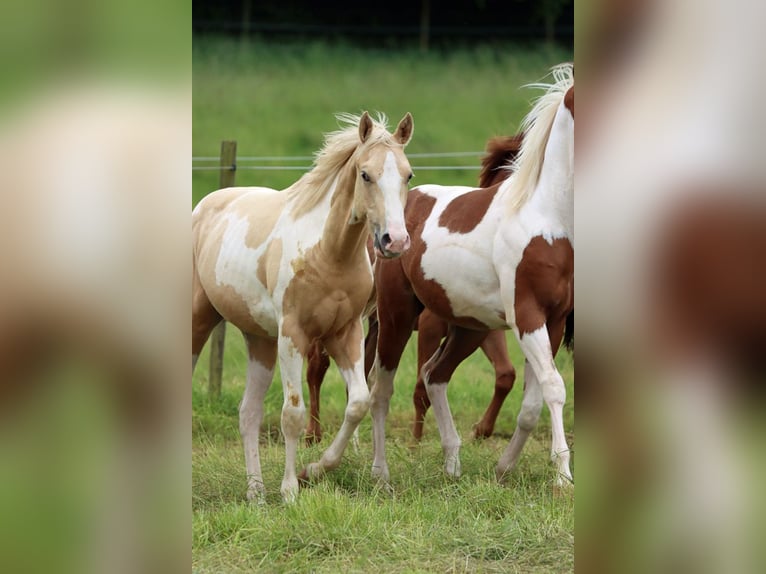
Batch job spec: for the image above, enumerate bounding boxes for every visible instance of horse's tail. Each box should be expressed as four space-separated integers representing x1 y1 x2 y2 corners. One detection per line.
478 134 524 188
562 310 574 353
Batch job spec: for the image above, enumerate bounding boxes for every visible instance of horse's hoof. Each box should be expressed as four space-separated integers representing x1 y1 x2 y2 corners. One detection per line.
472 425 492 440
298 462 325 488
280 482 299 504
444 455 461 478
371 464 390 484
552 477 574 498
246 488 267 505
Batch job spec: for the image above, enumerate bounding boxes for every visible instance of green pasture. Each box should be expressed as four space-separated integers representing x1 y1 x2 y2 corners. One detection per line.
192 38 572 205
193 38 574 573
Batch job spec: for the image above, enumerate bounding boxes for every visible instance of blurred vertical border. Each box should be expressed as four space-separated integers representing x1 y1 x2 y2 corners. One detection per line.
576 0 766 572
0 1 189 573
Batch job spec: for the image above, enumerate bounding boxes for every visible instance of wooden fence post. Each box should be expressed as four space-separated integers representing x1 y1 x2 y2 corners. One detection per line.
208 140 237 399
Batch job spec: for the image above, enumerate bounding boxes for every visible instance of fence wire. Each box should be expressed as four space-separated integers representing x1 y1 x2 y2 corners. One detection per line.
192 150 485 172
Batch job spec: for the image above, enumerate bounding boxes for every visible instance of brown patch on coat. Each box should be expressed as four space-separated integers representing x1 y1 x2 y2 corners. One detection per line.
244 334 277 371
478 134 524 188
438 183 500 234
653 193 766 382
400 189 491 331
564 86 574 119
289 393 300 407
514 236 574 337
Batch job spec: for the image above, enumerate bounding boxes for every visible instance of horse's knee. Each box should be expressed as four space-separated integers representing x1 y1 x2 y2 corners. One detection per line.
281 404 306 438
370 370 394 402
517 408 541 432
539 371 566 406
346 396 370 424
495 367 516 394
413 381 430 409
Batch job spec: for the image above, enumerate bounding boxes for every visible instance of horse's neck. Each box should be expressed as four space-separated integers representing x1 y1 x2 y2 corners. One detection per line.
320 162 368 265
527 106 574 238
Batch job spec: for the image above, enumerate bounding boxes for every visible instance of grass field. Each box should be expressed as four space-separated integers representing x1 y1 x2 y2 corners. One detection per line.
193 37 574 573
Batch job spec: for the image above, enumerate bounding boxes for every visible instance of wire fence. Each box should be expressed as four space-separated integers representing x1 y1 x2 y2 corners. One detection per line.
191 150 485 172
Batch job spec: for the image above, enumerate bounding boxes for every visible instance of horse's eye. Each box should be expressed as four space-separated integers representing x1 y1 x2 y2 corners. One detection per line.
407 173 414 182
361 171 371 182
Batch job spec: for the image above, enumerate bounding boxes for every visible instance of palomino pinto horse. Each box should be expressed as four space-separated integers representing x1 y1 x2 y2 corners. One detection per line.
192 112 414 501
303 135 523 446
368 64 574 487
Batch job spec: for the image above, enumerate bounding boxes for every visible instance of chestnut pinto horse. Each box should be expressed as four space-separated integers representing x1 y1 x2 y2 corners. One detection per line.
303 135 524 446
369 64 574 487
411 134 525 441
192 112 414 502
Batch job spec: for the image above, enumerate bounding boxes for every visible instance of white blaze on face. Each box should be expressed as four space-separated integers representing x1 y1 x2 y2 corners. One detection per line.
377 150 408 247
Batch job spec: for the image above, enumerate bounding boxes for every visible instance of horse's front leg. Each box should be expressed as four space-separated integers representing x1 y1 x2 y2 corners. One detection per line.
277 330 308 502
300 319 369 482
515 325 572 487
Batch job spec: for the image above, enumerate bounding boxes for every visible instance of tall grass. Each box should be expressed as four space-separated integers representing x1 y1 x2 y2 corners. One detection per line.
193 37 574 573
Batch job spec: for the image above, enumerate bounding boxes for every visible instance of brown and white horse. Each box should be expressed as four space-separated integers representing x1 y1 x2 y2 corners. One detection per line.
412 134 525 441
192 112 414 501
368 64 574 487
303 135 524 446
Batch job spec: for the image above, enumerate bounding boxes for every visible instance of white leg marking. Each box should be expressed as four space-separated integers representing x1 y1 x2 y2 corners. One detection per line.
305 357 369 479
302 324 369 480
368 357 396 482
277 335 306 502
239 357 274 502
425 379 462 477
516 326 572 486
496 360 543 480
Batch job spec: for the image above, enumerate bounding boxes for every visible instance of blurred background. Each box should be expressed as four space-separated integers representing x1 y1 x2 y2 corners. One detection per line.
192 0 573 204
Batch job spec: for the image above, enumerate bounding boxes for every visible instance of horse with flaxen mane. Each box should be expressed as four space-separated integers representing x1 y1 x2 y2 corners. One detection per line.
192 112 414 501
368 64 574 487
303 134 525 446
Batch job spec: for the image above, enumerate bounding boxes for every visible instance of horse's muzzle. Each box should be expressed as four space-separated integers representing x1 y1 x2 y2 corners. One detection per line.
374 230 411 258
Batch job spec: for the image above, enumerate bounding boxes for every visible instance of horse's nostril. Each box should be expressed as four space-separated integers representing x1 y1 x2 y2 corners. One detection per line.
381 233 391 247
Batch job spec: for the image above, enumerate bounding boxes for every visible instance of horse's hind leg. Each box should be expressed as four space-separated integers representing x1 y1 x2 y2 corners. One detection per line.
192 274 222 374
424 325 488 477
473 330 516 438
305 343 330 445
412 310 447 441
239 334 277 502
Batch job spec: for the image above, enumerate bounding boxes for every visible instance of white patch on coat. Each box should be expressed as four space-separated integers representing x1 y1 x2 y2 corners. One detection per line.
377 150 407 236
208 181 337 338
417 100 573 332
214 210 279 336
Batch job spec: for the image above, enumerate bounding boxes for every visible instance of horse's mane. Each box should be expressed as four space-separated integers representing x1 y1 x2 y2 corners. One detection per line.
502 63 574 212
478 134 524 188
287 112 399 218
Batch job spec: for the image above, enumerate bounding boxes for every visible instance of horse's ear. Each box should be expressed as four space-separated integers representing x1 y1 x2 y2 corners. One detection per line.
393 112 413 146
358 111 373 143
